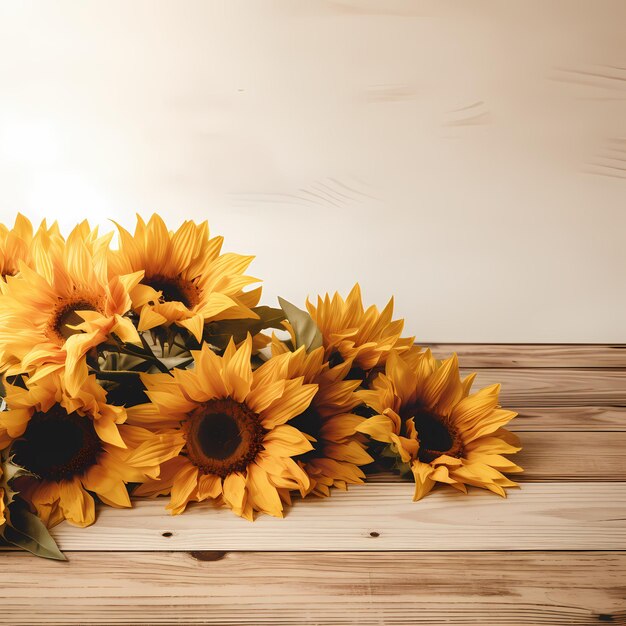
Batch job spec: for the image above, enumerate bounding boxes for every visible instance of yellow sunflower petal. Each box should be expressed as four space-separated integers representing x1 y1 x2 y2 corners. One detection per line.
464 409 519 442
94 479 132 508
411 461 435 501
58 478 96 527
133 456 189 497
247 463 283 518
451 384 501 426
124 430 186 471
245 379 287 413
355 412 398 443
138 305 168 332
0 408 32 438
223 336 253 402
222 471 248 516
262 424 313 457
422 353 459 409
196 474 222 501
93 416 126 448
166 461 199 516
260 379 318 428
177 313 205 343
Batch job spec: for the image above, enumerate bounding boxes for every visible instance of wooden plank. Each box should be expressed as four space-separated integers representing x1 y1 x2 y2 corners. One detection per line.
424 343 626 368
40 483 626 552
364 432 626 482
508 406 626 431
465 368 626 406
1 551 624 625
499 431 626 481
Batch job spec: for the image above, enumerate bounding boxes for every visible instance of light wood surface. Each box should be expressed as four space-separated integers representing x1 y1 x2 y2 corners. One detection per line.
367 432 626 481
463 368 626 406
507 406 626 431
41 483 626 552
2 551 624 625
513 432 626 480
2 343 625 625
425 343 626 368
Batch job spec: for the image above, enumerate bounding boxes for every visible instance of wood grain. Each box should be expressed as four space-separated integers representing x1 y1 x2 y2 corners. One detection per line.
424 344 626 368
508 406 626 431
46 483 626 551
364 432 626 482
1 551 624 625
2 343 625 625
464 368 626 406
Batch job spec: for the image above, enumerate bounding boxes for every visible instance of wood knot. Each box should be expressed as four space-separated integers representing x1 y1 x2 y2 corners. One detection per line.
190 551 228 562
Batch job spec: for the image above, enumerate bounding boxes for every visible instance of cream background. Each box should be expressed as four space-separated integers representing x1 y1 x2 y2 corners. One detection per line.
0 0 624 342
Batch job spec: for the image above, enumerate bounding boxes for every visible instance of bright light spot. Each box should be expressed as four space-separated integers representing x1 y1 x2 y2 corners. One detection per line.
25 171 109 232
0 120 62 165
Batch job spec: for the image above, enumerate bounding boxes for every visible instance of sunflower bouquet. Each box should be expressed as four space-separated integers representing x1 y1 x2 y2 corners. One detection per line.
0 214 522 559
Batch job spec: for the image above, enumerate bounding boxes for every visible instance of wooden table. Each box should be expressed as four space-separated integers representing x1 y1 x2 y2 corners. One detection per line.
2 344 625 625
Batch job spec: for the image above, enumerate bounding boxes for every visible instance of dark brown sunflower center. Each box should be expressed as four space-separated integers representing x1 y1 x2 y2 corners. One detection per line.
144 274 200 308
12 405 103 482
290 406 322 463
346 364 383 386
328 350 345 368
403 405 462 463
185 398 264 478
50 298 101 342
197 412 241 460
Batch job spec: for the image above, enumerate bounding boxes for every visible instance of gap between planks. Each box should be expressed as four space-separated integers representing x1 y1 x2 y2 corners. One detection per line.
1 551 624 625
41 483 626 552
2 344 623 625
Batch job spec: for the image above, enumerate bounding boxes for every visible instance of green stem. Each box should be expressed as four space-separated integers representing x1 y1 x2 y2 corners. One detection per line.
104 335 170 374
139 334 169 373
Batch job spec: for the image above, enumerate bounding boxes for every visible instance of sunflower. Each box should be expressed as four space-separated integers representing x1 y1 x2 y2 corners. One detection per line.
0 374 185 528
108 214 262 342
306 284 415 378
270 335 373 496
129 335 318 520
0 214 33 281
0 214 65 285
0 223 144 394
356 349 522 500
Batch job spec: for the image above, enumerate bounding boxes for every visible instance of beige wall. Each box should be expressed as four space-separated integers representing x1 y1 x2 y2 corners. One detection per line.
0 0 624 342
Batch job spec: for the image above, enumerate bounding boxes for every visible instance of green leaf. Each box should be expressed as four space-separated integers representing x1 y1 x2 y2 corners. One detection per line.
157 355 194 370
278 297 323 353
380 443 399 459
203 306 286 350
1 449 33 507
100 352 153 373
378 444 413 479
2 499 66 561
